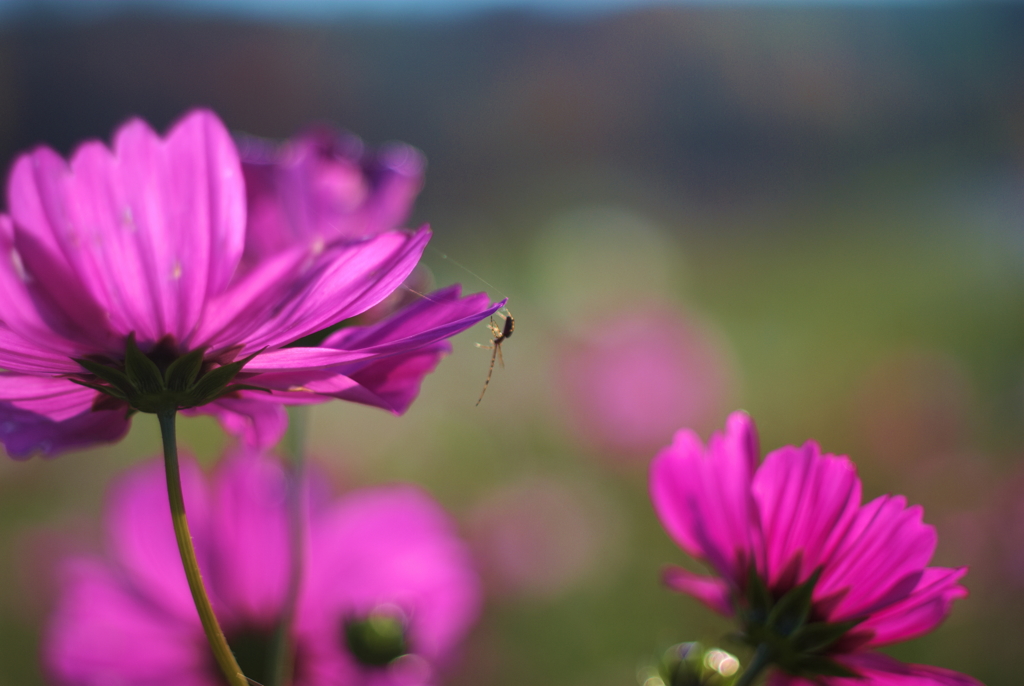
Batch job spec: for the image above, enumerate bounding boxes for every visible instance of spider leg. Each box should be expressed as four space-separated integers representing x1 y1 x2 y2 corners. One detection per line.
476 344 500 406
496 341 505 369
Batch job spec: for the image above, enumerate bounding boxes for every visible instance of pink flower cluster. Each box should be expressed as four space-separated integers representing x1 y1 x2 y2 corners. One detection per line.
0 110 503 457
651 412 979 686
46 451 480 686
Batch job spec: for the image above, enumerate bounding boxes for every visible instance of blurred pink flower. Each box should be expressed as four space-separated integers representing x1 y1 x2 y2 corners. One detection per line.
238 127 424 264
556 306 734 456
45 450 480 686
467 476 623 600
650 411 979 686
0 110 502 457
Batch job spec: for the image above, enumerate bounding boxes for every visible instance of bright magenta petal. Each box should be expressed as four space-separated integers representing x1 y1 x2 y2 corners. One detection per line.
0 326 83 374
246 286 504 372
300 486 482 662
834 654 982 685
187 396 289 450
856 567 968 647
320 284 498 351
0 215 104 354
649 411 760 584
326 344 450 414
651 412 972 685
817 495 938 621
103 456 213 622
44 559 209 686
232 227 432 353
206 451 290 626
8 110 244 345
190 244 311 350
240 128 424 262
0 375 98 421
753 443 861 590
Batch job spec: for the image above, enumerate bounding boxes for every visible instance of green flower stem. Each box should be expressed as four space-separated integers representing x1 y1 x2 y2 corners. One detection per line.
158 410 248 686
269 405 310 686
735 644 772 686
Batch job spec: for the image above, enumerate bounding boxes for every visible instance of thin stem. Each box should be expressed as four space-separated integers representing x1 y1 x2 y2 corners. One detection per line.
158 410 248 686
734 644 772 686
268 405 310 686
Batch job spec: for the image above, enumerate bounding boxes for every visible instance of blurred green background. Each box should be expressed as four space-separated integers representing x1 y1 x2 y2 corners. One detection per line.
1 3 1023 685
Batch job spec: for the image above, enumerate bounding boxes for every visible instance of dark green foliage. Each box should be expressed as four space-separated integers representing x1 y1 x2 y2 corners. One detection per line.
738 565 862 681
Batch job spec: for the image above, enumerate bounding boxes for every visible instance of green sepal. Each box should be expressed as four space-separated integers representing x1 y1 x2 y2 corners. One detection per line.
188 349 263 405
785 655 859 679
69 377 129 401
744 564 773 624
164 347 206 392
73 358 134 396
222 384 273 394
790 620 859 654
124 333 165 395
766 567 821 637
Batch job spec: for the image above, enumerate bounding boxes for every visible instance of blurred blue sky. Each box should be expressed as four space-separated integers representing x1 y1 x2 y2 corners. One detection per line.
0 0 952 22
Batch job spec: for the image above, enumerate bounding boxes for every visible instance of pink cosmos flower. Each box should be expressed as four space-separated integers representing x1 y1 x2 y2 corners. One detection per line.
238 127 424 264
650 411 980 686
45 450 481 686
556 305 734 457
0 110 502 457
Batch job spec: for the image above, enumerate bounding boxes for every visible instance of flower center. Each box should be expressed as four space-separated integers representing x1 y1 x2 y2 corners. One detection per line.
342 609 410 667
71 333 265 414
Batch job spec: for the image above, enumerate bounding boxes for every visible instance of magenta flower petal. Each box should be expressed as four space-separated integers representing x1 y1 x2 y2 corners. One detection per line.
556 306 735 456
662 566 733 616
183 285 503 448
301 486 481 661
45 559 210 686
325 344 449 414
246 286 504 372
817 495 938 621
766 655 983 685
239 127 424 263
0 110 500 457
834 654 983 686
184 395 290 450
0 375 99 420
206 450 290 625
104 455 212 622
0 215 98 356
239 227 432 352
650 411 976 685
4 159 116 353
753 443 861 590
46 451 481 685
0 326 83 374
856 567 968 647
8 111 244 346
320 285 498 351
649 412 760 583
188 244 311 350
0 402 129 459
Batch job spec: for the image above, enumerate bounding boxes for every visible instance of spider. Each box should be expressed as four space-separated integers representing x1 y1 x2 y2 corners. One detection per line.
476 309 514 406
